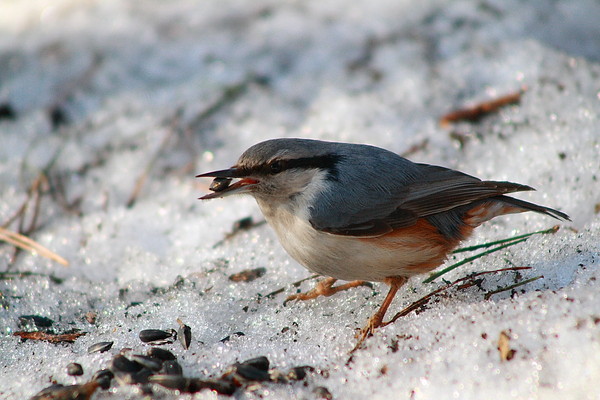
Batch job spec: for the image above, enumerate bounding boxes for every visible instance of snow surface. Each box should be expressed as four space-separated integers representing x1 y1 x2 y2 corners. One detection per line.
1 0 599 399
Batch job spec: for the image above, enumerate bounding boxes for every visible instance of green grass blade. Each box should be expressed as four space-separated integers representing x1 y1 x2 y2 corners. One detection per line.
452 226 559 254
423 237 528 283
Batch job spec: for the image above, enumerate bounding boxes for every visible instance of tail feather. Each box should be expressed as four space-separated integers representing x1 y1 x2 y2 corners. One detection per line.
428 194 569 240
496 195 570 221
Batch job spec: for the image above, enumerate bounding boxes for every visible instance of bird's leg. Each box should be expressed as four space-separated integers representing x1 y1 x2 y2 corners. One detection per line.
286 277 371 303
354 276 407 350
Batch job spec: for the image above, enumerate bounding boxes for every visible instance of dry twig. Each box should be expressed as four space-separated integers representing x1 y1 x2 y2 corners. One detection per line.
440 88 525 127
13 331 85 343
386 267 531 327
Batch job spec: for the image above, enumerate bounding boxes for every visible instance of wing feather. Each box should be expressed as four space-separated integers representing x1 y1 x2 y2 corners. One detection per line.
309 154 534 237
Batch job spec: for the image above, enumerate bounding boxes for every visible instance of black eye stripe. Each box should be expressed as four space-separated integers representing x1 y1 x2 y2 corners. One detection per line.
241 154 344 177
291 155 341 170
272 155 343 174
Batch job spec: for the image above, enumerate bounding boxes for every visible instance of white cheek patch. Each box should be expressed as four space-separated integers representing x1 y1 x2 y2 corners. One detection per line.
286 169 329 220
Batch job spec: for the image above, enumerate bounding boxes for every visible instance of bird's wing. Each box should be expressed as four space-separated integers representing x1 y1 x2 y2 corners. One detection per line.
310 162 533 237
399 164 533 217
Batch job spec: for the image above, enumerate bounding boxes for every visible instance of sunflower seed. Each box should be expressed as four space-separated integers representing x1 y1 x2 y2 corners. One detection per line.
125 368 153 385
149 375 236 395
92 369 114 390
147 347 176 361
160 359 183 376
66 362 84 376
111 354 143 374
209 177 232 192
176 318 192 350
87 341 113 354
130 354 162 371
231 364 271 382
239 356 270 372
139 329 176 345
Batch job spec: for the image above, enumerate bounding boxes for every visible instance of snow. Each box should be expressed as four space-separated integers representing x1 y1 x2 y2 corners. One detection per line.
1 0 599 399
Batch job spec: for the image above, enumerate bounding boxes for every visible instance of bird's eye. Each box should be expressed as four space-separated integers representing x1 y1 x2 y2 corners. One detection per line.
269 160 283 174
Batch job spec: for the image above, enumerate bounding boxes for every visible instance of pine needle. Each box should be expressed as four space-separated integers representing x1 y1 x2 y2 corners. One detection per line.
0 226 68 266
484 275 544 300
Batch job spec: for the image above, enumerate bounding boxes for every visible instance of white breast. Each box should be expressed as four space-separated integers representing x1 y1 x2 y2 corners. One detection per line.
255 197 442 282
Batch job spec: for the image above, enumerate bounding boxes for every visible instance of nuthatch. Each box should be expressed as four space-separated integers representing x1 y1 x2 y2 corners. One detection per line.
197 138 570 342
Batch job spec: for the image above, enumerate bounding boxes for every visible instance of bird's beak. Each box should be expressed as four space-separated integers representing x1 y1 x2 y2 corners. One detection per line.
196 168 259 199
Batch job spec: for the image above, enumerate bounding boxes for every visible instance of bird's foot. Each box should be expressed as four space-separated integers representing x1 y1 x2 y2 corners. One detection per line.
351 276 407 353
352 312 386 352
285 277 371 304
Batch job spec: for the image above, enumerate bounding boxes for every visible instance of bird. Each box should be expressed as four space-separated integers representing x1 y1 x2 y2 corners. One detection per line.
197 138 569 345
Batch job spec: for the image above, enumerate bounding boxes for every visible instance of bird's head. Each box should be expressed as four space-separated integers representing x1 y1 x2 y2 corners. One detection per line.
197 139 343 202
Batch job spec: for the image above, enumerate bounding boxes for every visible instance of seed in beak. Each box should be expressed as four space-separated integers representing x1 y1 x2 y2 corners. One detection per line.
209 177 232 192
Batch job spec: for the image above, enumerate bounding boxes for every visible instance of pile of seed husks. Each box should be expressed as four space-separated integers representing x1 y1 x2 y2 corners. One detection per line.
29 325 322 400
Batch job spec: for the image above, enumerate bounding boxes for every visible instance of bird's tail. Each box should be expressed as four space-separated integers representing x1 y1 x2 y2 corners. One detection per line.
461 195 570 228
495 195 570 221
